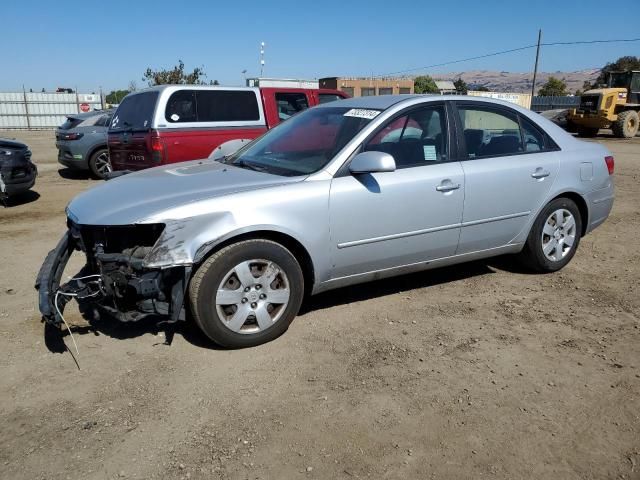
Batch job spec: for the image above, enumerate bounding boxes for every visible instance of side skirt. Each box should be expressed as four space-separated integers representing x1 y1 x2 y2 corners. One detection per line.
312 243 523 295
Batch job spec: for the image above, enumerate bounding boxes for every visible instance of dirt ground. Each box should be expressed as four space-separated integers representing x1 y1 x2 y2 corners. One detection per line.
1 129 639 480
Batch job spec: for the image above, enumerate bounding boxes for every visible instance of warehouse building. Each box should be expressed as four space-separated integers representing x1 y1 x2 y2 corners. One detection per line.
319 77 414 97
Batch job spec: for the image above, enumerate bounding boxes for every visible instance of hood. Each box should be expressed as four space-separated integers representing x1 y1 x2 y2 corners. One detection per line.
67 159 303 225
0 138 28 150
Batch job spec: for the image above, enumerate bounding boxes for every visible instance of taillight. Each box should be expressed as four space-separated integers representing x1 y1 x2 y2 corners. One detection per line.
151 136 165 164
605 155 614 175
60 132 83 141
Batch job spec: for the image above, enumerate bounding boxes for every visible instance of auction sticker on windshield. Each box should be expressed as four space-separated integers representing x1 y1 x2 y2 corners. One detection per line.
344 109 380 119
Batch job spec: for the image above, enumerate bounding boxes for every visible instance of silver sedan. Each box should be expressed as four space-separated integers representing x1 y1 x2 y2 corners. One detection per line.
37 95 614 348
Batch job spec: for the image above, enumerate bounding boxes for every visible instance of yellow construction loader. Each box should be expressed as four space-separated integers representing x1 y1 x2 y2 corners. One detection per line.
567 70 640 138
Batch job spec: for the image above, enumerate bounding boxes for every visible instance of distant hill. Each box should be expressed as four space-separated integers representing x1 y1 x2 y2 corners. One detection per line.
431 69 600 94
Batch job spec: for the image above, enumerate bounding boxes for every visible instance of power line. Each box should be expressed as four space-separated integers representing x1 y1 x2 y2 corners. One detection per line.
372 37 640 78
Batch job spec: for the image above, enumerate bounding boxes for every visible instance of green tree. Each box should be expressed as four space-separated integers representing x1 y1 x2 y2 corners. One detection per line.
596 55 640 85
106 89 130 104
453 77 468 95
537 76 568 96
575 80 593 96
413 75 439 94
474 85 490 92
143 60 208 86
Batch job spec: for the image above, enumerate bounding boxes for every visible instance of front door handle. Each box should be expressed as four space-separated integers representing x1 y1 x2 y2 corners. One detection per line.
436 182 461 192
531 168 550 179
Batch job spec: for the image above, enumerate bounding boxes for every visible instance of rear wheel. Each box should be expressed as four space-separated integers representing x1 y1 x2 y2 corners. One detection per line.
577 126 599 137
189 239 304 348
612 110 639 138
519 197 582 272
88 148 111 179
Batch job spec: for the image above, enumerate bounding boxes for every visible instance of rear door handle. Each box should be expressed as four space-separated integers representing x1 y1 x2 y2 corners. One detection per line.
531 169 550 179
436 183 461 192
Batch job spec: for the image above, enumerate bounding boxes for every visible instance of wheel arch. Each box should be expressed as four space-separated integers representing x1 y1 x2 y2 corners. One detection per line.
86 143 108 164
550 191 589 237
192 229 316 296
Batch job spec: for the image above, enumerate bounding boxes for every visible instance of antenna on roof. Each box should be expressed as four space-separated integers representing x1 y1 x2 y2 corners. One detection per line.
260 42 266 77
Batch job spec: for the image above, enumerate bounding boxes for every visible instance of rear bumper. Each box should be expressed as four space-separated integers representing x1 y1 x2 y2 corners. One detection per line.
57 143 88 170
584 184 615 234
0 162 37 196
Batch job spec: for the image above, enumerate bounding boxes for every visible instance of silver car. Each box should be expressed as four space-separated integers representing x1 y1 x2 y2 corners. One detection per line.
36 95 614 348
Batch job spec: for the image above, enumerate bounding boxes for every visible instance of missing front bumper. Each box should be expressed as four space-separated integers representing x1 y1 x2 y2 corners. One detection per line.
35 230 191 326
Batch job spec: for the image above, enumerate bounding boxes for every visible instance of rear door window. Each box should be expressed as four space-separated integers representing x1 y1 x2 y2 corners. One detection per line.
457 106 523 158
520 116 546 152
275 93 309 121
110 91 158 131
94 114 112 127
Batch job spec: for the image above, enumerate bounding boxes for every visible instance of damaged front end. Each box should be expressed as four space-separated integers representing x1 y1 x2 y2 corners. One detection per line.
35 220 191 327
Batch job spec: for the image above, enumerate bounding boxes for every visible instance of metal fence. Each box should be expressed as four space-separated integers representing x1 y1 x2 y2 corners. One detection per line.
531 96 580 112
0 91 104 129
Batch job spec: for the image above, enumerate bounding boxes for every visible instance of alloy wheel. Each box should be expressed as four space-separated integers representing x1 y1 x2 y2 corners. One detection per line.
541 208 577 262
215 259 291 334
94 152 112 177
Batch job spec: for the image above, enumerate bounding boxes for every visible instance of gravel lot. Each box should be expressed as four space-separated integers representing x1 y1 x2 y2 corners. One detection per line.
1 129 639 480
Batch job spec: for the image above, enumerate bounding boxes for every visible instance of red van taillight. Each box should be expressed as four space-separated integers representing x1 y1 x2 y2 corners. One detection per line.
151 136 165 164
605 155 614 175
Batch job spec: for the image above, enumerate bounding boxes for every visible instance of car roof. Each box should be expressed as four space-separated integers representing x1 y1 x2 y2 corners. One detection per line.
323 94 532 111
134 85 258 93
67 109 114 120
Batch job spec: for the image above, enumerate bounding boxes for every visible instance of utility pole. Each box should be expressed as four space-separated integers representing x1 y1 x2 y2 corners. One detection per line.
260 42 265 77
531 29 542 98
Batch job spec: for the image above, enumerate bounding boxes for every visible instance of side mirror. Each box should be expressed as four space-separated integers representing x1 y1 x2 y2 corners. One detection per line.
349 151 396 174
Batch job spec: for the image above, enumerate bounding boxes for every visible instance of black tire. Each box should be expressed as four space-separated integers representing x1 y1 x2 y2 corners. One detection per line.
88 148 111 179
189 239 304 348
611 110 639 138
519 197 582 273
577 126 599 138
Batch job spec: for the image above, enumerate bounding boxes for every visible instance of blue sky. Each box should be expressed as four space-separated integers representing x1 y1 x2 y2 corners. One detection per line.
3 0 639 93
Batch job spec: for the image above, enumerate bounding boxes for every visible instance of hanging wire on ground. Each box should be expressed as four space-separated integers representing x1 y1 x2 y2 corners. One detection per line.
53 275 104 362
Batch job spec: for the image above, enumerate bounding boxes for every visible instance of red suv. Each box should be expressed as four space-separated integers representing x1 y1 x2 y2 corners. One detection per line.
108 80 348 171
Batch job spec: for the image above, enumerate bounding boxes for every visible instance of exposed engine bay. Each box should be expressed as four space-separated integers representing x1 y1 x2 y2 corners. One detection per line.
35 220 191 328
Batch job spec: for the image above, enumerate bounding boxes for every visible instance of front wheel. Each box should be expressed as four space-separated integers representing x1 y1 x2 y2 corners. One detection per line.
612 110 639 138
189 239 304 348
519 198 582 272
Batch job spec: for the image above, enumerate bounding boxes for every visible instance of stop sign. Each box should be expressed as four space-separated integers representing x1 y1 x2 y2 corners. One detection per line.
80 103 90 112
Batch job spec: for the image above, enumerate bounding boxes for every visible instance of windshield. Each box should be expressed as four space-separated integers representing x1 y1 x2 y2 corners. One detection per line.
608 72 630 89
110 91 158 132
224 106 379 176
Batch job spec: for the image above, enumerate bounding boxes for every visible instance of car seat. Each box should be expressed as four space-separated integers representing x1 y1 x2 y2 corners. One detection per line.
480 135 522 156
463 129 484 156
